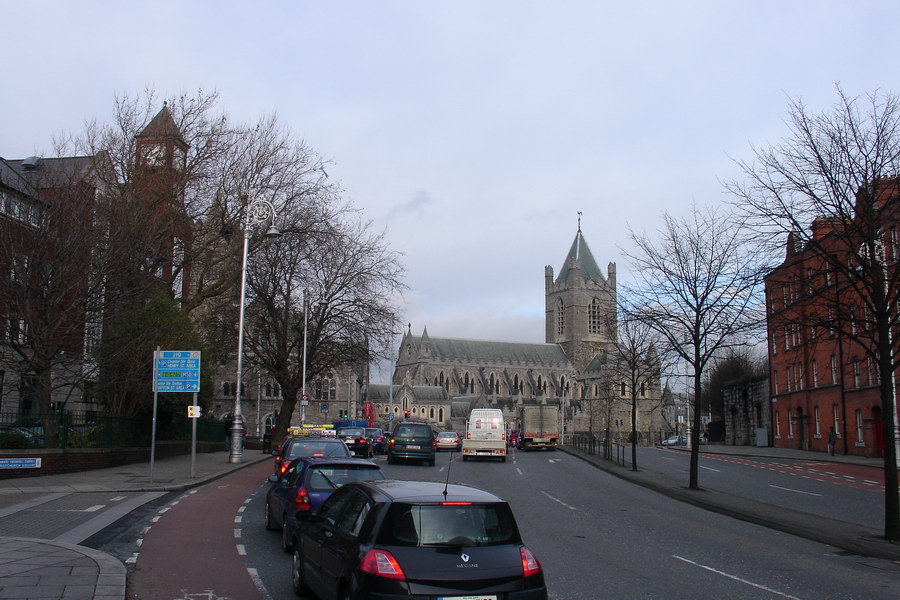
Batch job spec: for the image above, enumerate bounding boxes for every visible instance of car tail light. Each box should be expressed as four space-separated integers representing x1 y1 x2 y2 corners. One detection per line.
359 549 405 580
390 438 396 448
358 437 367 445
520 546 542 577
502 432 507 441
466 432 472 439
280 461 289 474
441 502 472 506
294 487 311 511
377 436 384 442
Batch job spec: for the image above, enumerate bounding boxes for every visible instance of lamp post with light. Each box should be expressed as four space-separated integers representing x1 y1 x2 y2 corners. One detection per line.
230 197 281 464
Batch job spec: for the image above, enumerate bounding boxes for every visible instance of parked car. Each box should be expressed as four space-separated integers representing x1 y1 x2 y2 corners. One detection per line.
336 427 373 458
365 427 387 454
387 421 436 466
434 430 461 451
286 479 547 599
661 435 686 446
273 436 352 475
265 456 385 552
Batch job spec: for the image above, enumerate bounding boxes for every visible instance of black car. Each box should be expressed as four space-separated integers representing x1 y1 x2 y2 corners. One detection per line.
265 456 385 552
336 427 373 458
273 436 352 475
365 427 387 454
386 421 436 466
287 479 547 599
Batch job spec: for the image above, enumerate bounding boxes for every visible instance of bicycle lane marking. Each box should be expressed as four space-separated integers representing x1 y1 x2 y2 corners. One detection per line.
126 461 271 600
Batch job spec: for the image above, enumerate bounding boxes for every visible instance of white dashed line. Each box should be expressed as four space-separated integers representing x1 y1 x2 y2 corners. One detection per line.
768 484 822 496
674 555 800 599
540 490 577 511
234 528 242 538
236 544 247 555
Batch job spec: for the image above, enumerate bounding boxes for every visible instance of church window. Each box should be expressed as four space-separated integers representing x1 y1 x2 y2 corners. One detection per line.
439 371 444 386
314 373 336 401
640 382 645 396
464 372 470 393
439 408 444 421
589 298 602 334
433 377 438 386
536 375 542 394
621 382 626 396
430 407 435 418
556 299 565 336
513 374 519 394
265 383 272 397
489 373 495 394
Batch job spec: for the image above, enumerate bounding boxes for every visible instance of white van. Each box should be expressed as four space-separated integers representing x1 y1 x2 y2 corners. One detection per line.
461 408 507 462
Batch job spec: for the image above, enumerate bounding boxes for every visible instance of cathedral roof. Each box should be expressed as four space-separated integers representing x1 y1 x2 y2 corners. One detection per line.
368 383 447 402
412 336 570 367
557 228 604 283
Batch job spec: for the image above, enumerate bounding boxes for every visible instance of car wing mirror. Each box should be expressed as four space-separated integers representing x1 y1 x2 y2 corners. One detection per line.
267 474 279 483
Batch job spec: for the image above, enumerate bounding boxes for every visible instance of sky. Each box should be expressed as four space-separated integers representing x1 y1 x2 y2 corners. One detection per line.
5 1 900 382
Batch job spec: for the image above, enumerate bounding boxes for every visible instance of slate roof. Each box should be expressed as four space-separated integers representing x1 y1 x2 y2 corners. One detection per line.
556 229 605 283
0 158 39 197
136 105 186 144
368 384 447 402
418 336 570 367
5 156 97 189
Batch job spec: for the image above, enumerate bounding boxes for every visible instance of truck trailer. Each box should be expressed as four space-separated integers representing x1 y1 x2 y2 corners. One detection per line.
517 400 560 450
461 408 507 462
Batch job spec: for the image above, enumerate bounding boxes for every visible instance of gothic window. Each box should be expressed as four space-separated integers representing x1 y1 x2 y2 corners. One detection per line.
222 382 229 397
430 408 435 418
265 383 272 397
588 298 602 334
556 299 565 336
536 375 542 394
439 372 444 386
620 382 626 396
439 408 444 421
512 374 518 395
489 373 495 394
640 382 645 396
464 372 470 393
315 373 336 401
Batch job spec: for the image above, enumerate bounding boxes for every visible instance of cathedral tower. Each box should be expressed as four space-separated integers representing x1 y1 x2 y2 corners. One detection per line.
545 226 616 371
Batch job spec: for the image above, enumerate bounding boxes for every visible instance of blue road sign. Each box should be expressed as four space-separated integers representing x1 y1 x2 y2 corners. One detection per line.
154 350 201 393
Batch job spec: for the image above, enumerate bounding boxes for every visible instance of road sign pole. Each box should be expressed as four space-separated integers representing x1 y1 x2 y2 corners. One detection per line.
191 392 198 478
150 347 160 483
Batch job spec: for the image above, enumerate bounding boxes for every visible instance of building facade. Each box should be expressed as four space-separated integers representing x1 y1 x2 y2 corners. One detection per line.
386 228 665 442
765 182 899 457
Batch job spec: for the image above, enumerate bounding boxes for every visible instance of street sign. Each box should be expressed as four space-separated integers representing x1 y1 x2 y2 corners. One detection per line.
187 405 202 418
153 350 201 392
322 403 328 413
0 458 41 469
388 412 394 422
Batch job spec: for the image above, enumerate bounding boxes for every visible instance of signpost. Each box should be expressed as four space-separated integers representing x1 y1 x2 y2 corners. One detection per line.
152 349 202 480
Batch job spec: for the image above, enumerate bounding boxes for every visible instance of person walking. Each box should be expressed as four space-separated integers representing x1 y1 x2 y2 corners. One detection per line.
827 427 838 456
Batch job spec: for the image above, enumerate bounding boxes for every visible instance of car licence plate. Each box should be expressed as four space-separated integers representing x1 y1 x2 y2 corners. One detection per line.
438 596 497 600
407 444 420 449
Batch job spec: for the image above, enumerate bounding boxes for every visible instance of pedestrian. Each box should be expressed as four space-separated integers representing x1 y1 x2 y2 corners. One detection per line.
827 427 837 456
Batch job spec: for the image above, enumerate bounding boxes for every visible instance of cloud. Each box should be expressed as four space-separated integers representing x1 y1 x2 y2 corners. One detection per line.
386 189 433 223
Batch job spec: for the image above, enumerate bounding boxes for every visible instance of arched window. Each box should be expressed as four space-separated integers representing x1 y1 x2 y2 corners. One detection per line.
489 373 495 395
439 408 444 421
589 298 602 334
556 299 565 336
430 407 435 418
265 383 272 397
537 375 543 394
621 382 626 396
439 371 444 386
513 374 519 394
222 382 229 397
315 373 336 401
464 372 470 393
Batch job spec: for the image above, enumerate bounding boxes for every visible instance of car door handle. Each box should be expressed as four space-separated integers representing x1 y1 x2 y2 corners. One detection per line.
325 531 333 538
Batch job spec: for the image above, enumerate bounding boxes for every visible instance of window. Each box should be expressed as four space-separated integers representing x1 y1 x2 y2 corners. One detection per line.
773 370 779 394
812 360 818 387
832 404 840 435
640 382 645 396
620 381 626 396
7 317 27 344
556 299 565 336
774 410 781 438
850 305 858 335
786 366 792 392
439 408 444 421
787 409 794 438
796 362 804 390
814 406 821 437
10 255 28 282
867 356 875 386
855 409 863 443
890 226 899 263
830 354 837 384
853 358 861 388
588 298 602 334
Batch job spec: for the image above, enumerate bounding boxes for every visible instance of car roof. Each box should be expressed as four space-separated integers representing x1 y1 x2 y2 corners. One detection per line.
287 436 345 443
288 456 380 469
350 480 504 503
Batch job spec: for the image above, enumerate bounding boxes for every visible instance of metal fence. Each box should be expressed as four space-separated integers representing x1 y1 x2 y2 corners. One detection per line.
0 410 223 449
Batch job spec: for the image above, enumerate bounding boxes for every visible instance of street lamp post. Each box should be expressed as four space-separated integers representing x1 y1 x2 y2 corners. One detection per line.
230 197 281 464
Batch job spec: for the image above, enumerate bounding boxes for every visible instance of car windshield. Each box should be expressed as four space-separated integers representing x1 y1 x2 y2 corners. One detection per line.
438 432 457 438
366 429 382 436
378 503 520 547
338 428 366 437
287 440 350 459
394 425 432 439
307 465 385 491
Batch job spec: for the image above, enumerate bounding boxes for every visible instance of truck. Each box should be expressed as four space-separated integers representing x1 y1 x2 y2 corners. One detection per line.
461 408 507 462
517 400 560 450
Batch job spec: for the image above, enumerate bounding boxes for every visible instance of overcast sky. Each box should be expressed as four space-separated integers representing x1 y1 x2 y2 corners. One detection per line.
5 2 899 381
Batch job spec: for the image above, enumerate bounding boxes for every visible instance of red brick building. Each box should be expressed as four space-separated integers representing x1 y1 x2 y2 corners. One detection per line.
765 181 899 457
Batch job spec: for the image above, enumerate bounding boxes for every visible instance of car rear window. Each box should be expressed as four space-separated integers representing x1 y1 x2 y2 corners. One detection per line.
287 440 350 459
307 465 385 491
378 503 520 547
339 428 366 437
394 425 432 439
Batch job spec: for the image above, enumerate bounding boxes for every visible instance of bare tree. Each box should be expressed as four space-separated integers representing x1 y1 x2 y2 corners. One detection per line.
725 85 900 540
241 214 405 443
611 311 671 470
624 204 766 489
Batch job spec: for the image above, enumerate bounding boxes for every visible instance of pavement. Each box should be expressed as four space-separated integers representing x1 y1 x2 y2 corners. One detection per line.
0 444 897 599
0 449 270 600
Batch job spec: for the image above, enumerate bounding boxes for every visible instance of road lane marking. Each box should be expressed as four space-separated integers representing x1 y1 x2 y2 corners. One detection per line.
516 468 523 476
236 544 246 555
234 528 242 538
540 490 577 511
247 567 274 600
83 504 105 512
673 555 801 599
234 515 242 523
769 484 822 497
110 496 126 501
700 466 720 472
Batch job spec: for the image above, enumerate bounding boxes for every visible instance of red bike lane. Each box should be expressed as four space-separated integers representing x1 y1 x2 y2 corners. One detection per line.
126 460 270 600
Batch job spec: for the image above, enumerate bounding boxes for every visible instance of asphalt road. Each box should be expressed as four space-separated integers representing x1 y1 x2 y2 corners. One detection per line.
628 446 885 530
237 448 900 600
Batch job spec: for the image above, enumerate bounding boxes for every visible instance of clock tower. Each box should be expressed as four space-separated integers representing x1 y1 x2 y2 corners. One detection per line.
133 103 192 301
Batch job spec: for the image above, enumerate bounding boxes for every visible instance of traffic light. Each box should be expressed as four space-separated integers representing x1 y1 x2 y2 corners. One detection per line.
403 409 410 419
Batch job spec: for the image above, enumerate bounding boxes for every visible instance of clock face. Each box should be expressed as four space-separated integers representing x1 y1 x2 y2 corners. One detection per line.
142 143 166 166
172 145 185 170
